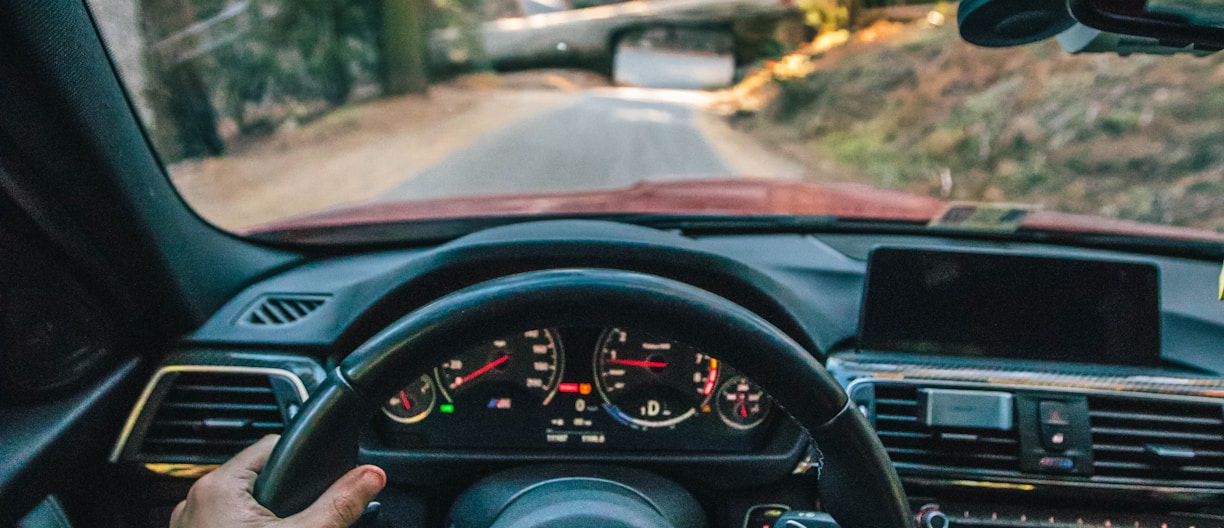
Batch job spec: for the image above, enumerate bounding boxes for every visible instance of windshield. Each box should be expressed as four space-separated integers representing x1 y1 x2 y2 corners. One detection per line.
87 0 1224 242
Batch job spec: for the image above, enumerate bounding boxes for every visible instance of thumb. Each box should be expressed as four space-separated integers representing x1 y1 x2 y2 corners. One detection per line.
281 465 386 528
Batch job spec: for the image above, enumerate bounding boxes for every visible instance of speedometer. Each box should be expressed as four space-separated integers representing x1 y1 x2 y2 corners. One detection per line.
594 328 718 429
436 328 564 406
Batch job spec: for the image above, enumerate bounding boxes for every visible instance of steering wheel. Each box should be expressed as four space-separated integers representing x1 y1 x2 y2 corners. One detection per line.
252 269 910 527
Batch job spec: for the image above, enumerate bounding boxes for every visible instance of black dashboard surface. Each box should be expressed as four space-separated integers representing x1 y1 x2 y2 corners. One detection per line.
187 221 1224 376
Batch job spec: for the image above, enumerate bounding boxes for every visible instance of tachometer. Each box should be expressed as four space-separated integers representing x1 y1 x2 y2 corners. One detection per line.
594 328 718 429
436 328 564 406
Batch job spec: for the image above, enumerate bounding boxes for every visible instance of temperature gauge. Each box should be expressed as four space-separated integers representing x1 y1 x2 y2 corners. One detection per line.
382 375 437 424
716 376 770 430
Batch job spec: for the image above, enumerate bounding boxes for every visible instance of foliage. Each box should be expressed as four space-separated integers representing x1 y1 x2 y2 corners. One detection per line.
736 21 1224 232
195 0 384 136
796 0 849 32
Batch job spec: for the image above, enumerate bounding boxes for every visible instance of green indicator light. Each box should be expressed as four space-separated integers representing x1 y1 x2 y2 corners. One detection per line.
440 404 455 414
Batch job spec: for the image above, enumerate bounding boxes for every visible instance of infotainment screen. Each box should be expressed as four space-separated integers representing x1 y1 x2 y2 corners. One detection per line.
858 248 1161 366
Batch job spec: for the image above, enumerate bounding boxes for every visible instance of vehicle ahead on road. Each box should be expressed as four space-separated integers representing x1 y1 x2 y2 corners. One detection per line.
5 0 1224 527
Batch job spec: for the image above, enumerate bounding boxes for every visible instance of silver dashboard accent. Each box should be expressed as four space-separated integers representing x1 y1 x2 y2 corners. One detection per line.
108 365 310 463
920 388 1013 430
843 373 1224 408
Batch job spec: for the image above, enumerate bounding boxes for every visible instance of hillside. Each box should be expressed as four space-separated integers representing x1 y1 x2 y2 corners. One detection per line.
726 16 1224 232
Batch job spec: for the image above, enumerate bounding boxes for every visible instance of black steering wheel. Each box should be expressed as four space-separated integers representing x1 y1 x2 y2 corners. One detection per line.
253 269 910 527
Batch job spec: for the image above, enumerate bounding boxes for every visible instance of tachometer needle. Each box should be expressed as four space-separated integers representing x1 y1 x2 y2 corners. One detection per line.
399 390 411 411
606 358 668 368
452 355 509 389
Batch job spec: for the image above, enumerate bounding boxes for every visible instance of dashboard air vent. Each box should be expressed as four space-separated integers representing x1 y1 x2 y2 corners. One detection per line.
136 371 288 463
240 294 328 326
1088 395 1224 486
871 384 1020 474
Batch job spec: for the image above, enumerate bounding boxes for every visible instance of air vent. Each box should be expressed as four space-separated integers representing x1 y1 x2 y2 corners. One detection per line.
136 371 289 463
870 384 1021 474
1088 395 1224 486
240 294 328 326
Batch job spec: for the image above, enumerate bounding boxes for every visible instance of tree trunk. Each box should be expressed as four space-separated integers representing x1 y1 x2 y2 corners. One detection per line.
383 0 430 95
140 0 225 160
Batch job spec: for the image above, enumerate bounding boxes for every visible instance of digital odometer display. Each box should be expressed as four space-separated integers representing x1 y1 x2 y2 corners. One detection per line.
858 248 1161 366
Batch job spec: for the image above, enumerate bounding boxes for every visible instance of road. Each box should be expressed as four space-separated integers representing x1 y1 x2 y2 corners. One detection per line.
380 88 799 202
170 73 803 231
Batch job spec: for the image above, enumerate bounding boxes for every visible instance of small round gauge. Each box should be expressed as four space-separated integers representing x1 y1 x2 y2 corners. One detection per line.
716 376 770 430
381 375 437 424
594 328 718 429
436 328 564 404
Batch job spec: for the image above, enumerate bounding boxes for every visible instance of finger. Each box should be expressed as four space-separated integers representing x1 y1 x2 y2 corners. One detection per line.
282 465 386 528
169 500 186 526
216 434 280 479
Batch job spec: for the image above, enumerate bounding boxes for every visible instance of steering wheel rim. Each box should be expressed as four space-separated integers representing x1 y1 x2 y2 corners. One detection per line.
253 268 910 527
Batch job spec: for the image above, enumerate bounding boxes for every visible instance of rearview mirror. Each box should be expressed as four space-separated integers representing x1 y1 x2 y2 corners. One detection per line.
1067 0 1224 50
959 0 1224 52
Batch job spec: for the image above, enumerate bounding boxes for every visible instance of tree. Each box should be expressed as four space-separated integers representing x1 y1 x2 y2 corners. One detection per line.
382 0 431 95
140 0 226 160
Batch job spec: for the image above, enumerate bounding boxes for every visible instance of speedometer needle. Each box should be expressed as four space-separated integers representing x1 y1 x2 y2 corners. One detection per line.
399 390 411 411
452 355 509 389
606 358 668 368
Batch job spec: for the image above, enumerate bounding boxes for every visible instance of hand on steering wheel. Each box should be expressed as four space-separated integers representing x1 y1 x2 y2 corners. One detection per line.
171 436 386 528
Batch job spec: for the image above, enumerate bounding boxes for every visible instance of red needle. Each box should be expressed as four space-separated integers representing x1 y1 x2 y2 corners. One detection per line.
738 396 749 418
399 390 412 411
452 355 509 388
606 358 668 368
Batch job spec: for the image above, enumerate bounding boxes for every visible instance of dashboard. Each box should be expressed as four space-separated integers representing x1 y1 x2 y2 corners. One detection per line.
104 221 1224 528
377 326 774 451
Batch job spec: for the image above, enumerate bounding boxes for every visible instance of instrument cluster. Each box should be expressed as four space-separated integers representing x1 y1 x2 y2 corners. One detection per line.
377 327 775 452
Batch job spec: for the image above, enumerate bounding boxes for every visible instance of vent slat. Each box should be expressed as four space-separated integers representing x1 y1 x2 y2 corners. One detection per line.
886 447 1019 462
259 304 287 324
1091 426 1224 442
162 402 280 412
276 299 306 318
137 372 289 463
1088 410 1223 426
174 384 275 394
241 295 328 326
1088 395 1224 487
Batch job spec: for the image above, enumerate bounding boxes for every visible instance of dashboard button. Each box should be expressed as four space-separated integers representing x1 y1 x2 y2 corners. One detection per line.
1041 427 1069 451
1039 400 1072 451
1039 401 1070 426
744 505 788 528
1038 456 1075 471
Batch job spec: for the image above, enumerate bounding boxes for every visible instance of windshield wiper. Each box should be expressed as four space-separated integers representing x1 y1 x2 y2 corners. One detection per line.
612 214 848 232
622 214 1224 260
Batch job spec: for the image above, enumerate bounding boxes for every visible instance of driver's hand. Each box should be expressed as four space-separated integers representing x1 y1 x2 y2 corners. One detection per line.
170 435 386 528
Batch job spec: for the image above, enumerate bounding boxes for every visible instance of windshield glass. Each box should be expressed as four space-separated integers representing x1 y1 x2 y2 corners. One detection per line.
87 0 1224 241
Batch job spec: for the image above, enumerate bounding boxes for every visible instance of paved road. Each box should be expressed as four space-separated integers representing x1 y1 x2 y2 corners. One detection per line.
379 89 738 202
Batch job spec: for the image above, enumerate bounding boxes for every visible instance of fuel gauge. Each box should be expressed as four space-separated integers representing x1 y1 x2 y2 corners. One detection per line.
382 375 437 424
716 376 770 430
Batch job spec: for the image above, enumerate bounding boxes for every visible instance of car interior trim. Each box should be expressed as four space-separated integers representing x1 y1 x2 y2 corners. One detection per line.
142 464 222 479
835 358 1224 400
108 365 310 463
